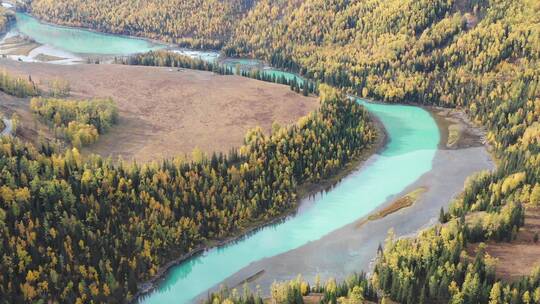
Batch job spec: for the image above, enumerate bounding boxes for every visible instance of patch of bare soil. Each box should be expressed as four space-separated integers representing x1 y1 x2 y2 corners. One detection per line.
0 59 318 162
468 206 540 281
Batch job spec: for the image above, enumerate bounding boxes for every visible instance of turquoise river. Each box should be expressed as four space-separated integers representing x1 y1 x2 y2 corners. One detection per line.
2 13 440 303
12 12 164 54
139 100 440 303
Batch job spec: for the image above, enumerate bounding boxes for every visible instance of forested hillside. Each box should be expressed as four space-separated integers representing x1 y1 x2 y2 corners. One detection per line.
215 0 540 303
0 85 374 303
5 0 540 303
226 0 538 104
23 0 256 48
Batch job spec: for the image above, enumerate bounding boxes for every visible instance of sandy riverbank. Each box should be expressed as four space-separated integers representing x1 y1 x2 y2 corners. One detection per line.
190 106 494 301
134 110 388 302
0 33 83 64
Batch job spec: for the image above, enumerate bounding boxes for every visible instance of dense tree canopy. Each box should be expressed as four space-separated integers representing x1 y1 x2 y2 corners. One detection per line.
6 0 540 303
0 86 375 303
226 0 539 104
219 0 540 303
23 0 256 48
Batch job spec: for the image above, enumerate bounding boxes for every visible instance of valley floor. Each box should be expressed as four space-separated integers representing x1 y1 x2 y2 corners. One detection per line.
192 106 495 300
0 59 318 162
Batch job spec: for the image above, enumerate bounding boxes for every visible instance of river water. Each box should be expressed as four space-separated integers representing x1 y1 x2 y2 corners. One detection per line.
1 13 442 304
4 12 301 84
12 12 163 55
4 13 222 63
139 100 439 303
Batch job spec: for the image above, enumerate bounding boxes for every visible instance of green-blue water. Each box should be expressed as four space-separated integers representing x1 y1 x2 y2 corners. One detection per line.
140 99 440 304
10 13 304 82
221 58 303 84
7 14 439 302
13 13 164 55
263 68 304 84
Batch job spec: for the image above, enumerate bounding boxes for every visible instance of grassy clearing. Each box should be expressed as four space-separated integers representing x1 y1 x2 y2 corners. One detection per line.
0 59 319 162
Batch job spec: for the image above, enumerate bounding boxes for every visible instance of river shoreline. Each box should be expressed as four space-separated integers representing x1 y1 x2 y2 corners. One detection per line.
0 11 175 64
0 7 500 304
195 103 494 302
353 93 491 151
133 108 388 303
0 41 486 304
0 14 487 302
14 11 175 50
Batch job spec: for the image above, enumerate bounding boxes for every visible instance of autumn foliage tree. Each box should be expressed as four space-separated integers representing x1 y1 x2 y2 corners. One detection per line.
30 97 118 147
0 88 374 302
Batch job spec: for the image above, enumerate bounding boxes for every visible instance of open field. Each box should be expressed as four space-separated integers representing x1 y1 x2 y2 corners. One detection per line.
0 59 318 162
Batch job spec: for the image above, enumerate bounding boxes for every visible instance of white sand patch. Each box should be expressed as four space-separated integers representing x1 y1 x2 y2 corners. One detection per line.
171 48 220 62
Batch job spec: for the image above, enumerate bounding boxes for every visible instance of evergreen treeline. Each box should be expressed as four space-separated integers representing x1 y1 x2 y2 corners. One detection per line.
371 1 540 302
117 51 317 95
212 0 540 303
204 273 379 304
23 0 256 49
0 70 39 97
29 97 118 147
192 0 540 303
115 51 235 75
0 87 375 303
